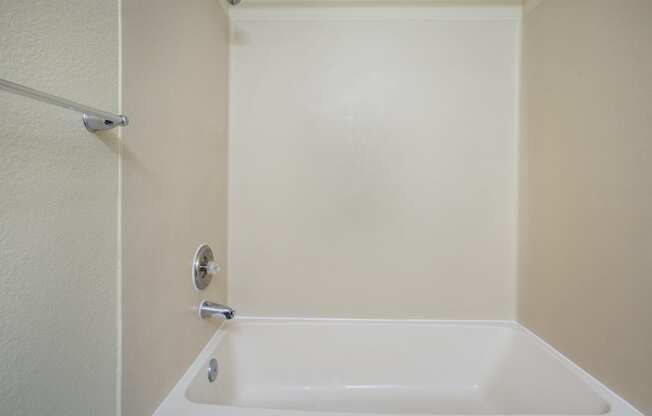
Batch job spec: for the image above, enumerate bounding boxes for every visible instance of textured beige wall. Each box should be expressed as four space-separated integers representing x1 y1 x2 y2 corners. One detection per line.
229 10 519 319
0 1 119 415
121 1 230 415
518 1 652 414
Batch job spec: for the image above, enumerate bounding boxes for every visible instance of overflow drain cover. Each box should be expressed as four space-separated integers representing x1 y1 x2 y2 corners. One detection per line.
208 358 218 382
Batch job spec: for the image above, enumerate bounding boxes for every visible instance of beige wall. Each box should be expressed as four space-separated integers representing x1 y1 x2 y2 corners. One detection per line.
0 0 119 415
228 7 520 319
518 1 652 414
121 0 230 415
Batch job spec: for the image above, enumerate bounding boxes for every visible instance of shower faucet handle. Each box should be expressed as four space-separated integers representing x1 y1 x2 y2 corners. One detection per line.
200 260 220 275
192 244 220 291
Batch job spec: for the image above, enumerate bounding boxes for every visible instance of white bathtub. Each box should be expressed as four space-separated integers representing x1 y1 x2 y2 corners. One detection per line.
154 319 640 416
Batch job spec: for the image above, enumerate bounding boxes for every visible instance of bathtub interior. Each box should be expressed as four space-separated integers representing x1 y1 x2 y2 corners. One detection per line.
185 320 609 415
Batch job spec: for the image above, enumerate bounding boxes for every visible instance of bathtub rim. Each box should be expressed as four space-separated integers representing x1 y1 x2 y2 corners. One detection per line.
153 317 643 416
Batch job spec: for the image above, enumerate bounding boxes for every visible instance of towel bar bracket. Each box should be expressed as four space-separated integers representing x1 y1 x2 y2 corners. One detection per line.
82 113 129 132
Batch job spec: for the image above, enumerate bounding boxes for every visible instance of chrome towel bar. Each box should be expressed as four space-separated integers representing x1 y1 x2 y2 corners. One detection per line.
0 78 128 132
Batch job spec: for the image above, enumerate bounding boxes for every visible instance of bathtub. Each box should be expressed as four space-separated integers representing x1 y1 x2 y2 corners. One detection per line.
154 318 641 416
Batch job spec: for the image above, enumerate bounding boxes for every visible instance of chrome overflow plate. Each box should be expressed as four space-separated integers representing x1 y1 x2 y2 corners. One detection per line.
192 244 220 290
208 358 219 382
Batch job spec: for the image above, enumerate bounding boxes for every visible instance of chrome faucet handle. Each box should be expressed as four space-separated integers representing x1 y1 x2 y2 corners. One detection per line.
192 244 220 291
199 260 220 275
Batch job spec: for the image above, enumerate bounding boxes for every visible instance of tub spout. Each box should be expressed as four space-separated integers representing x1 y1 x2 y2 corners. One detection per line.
199 300 235 320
